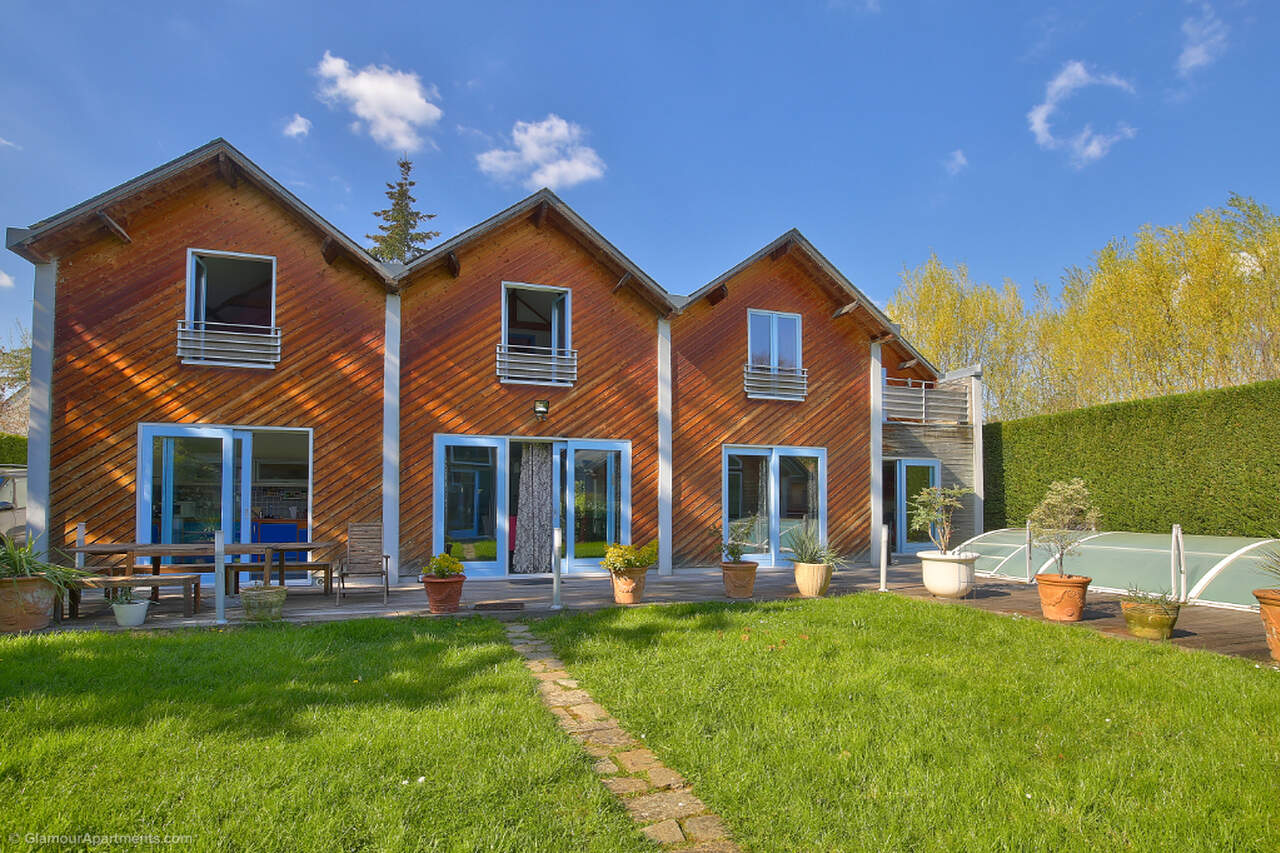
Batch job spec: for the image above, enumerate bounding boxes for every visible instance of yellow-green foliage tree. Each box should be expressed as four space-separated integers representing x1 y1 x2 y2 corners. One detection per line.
888 195 1280 420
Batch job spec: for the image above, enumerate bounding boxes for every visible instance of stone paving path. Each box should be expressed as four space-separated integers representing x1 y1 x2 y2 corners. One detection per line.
503 622 741 851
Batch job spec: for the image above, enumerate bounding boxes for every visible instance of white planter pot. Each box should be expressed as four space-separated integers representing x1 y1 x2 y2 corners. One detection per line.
919 551 979 598
111 600 150 628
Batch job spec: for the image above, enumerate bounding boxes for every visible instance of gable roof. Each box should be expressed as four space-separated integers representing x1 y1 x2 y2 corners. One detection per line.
398 187 677 315
683 229 941 379
5 138 396 285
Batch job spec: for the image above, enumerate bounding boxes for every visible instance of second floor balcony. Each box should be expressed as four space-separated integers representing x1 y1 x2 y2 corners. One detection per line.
177 320 282 368
743 364 808 401
496 344 578 386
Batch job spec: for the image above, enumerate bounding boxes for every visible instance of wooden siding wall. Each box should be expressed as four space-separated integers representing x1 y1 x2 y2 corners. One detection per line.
44 173 386 556
397 217 660 571
670 252 879 565
883 422 978 544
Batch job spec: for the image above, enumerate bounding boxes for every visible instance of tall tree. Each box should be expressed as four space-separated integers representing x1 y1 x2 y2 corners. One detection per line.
367 156 440 264
0 323 31 398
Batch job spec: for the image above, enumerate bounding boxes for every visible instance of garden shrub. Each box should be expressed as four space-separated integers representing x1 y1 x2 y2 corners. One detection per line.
0 433 25 465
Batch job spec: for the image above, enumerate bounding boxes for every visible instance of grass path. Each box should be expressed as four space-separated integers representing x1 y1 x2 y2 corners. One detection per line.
533 594 1280 852
0 617 649 852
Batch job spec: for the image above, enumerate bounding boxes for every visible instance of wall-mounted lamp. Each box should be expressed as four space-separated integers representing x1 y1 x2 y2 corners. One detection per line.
533 399 550 421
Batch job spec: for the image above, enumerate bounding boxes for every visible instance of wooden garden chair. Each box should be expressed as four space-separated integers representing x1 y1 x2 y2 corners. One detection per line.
335 522 389 605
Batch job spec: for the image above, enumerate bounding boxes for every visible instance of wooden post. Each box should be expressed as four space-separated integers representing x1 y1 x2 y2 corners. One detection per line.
214 530 227 625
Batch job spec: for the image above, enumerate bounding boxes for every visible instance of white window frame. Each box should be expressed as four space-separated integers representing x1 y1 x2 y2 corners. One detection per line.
183 248 279 370
721 443 827 568
499 281 572 386
747 309 803 372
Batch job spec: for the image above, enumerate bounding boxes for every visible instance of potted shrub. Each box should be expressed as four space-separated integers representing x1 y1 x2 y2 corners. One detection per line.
602 541 658 605
1253 547 1280 662
908 485 978 598
421 553 466 614
785 523 843 598
719 520 758 599
1028 478 1101 622
0 538 86 633
1119 586 1180 641
110 586 150 628
240 581 287 622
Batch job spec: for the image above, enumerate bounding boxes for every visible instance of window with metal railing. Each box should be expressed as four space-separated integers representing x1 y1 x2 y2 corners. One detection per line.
743 309 806 400
179 249 281 368
497 282 577 386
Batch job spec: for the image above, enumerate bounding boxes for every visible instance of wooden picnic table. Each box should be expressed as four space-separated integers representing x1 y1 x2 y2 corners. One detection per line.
66 541 340 597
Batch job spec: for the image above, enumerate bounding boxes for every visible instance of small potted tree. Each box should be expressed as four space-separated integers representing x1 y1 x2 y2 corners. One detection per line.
785 523 843 598
421 553 466 614
1253 548 1280 662
719 520 758 599
1028 478 1101 622
602 541 658 605
909 485 978 598
110 585 150 628
240 581 287 622
1119 586 1180 641
0 538 87 633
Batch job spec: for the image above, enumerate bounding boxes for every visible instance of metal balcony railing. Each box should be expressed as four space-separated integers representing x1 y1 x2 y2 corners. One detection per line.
743 364 808 401
177 320 282 367
496 344 578 386
883 377 970 424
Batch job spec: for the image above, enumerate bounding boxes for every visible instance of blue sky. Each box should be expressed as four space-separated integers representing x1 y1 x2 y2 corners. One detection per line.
2 0 1277 341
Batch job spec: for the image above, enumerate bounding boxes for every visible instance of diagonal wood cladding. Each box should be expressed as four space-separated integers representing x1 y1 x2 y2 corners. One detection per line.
397 216 661 572
47 176 387 557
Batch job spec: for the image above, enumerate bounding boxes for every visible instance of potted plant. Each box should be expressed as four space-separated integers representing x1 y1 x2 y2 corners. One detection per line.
602 541 658 605
421 553 466 614
0 538 86 633
785 523 843 598
1253 547 1280 662
110 585 150 628
719 520 758 599
1119 585 1180 641
908 485 978 598
240 581 287 622
1028 478 1101 622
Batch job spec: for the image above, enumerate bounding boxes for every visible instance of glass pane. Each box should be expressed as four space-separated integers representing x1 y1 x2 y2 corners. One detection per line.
163 436 224 546
573 450 620 560
444 445 497 563
748 313 772 368
198 255 272 329
779 455 819 550
726 453 770 553
776 315 799 371
904 464 936 545
505 287 560 350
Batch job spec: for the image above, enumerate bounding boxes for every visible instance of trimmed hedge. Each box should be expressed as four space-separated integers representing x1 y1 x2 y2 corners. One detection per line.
984 378 1280 537
0 433 25 465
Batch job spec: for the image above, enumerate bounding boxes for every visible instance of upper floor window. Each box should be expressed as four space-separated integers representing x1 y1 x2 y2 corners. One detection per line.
496 282 577 386
744 309 807 400
177 249 282 368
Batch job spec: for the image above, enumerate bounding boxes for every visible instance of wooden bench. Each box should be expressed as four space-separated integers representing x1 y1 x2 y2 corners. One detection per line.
65 573 204 619
95 560 333 596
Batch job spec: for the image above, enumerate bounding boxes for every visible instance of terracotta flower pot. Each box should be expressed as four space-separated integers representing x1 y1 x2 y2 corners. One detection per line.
720 561 758 599
610 566 650 605
793 562 832 598
240 585 287 622
0 576 58 633
1253 588 1280 662
1120 601 1180 640
1036 573 1091 622
422 575 466 614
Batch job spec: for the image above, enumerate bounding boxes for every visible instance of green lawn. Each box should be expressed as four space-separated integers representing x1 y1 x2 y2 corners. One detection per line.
533 595 1280 852
0 618 649 852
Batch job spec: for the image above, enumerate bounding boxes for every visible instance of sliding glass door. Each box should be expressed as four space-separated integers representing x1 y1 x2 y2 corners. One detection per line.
564 440 629 573
723 445 827 567
435 437 506 577
895 459 941 553
139 425 251 554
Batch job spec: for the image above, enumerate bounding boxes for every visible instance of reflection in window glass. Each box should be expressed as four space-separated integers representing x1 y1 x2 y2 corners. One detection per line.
445 445 497 562
573 449 620 560
776 315 799 371
779 455 820 550
748 312 772 368
726 454 770 552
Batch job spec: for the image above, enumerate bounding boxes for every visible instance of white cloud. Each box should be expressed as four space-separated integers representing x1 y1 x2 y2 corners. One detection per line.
477 115 606 190
943 149 969 176
1027 60 1136 167
1178 3 1228 78
315 51 442 151
0 137 19 150
283 113 312 138
0 271 15 289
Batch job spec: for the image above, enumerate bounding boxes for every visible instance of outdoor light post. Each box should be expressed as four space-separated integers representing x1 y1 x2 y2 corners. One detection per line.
551 528 563 610
214 530 227 625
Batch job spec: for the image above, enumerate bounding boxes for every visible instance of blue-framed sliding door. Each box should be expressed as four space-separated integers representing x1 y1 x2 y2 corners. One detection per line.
433 436 507 578
895 458 941 554
722 445 827 568
564 439 631 574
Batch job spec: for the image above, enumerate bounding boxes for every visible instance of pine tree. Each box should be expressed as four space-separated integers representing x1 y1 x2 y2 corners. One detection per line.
366 156 440 263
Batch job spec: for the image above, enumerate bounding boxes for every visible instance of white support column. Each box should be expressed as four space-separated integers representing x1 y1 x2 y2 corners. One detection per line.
27 260 56 558
868 342 884 564
381 292 402 583
970 373 985 536
657 316 673 575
